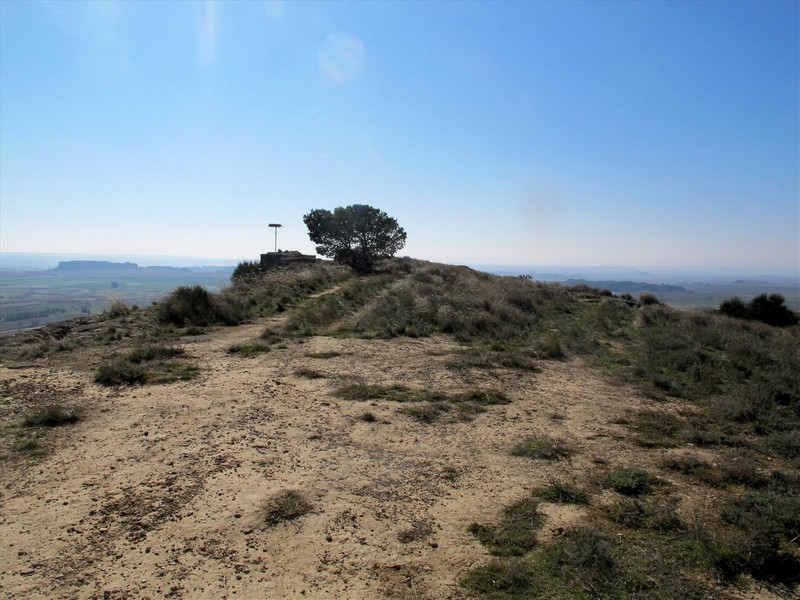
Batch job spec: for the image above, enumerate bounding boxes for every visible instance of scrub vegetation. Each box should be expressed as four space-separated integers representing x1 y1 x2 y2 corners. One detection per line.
1 256 798 597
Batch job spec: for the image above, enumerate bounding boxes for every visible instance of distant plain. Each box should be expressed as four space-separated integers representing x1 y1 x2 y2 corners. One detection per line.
2 253 797 334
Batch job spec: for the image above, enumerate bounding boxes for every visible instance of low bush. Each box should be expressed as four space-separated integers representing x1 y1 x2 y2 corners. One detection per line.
720 487 800 580
294 367 325 378
334 383 409 402
128 343 185 363
631 409 684 447
539 334 564 359
607 498 683 531
106 298 130 318
95 359 147 386
22 405 81 428
403 402 450 423
231 260 262 280
227 342 271 357
468 496 544 555
638 292 661 306
720 294 799 327
535 480 589 504
607 468 659 496
157 285 243 327
662 454 724 486
359 411 377 422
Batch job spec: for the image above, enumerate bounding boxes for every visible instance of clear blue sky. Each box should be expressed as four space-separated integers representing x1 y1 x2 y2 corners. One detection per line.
1 1 798 270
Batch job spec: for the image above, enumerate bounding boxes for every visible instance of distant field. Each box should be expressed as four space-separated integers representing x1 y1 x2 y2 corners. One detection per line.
654 286 800 311
560 278 800 311
0 270 232 333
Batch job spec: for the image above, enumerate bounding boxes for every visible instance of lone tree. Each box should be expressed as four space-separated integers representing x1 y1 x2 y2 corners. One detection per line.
303 204 407 273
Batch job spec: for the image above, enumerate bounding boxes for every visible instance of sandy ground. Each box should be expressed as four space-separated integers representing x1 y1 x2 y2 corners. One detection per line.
0 314 723 599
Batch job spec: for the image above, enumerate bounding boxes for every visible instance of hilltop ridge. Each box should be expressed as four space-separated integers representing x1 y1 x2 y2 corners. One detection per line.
1 259 798 599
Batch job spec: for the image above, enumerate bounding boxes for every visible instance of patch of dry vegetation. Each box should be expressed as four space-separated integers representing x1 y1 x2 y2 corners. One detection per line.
262 490 313 526
95 343 196 386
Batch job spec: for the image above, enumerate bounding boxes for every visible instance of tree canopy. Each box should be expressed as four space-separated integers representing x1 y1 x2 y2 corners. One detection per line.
303 205 407 273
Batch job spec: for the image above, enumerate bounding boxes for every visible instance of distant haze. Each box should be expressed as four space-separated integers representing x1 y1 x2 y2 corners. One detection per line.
2 252 797 290
0 252 240 271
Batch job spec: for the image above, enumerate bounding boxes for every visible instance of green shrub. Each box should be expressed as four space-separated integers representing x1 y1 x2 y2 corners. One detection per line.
607 498 683 531
719 297 748 320
227 342 271 357
334 383 408 401
721 294 799 327
461 558 539 595
231 260 262 280
468 496 544 555
631 409 683 447
157 285 243 327
767 429 800 460
536 480 589 504
128 343 185 363
511 435 571 460
720 488 800 580
540 528 619 589
638 292 661 306
608 468 659 496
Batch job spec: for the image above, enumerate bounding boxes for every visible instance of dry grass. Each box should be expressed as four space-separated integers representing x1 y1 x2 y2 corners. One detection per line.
511 435 572 460
262 490 313 527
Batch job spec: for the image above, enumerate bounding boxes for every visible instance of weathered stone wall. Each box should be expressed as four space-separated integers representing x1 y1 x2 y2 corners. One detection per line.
260 251 318 269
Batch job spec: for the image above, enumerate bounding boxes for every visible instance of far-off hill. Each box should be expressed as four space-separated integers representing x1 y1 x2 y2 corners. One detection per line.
1 258 798 599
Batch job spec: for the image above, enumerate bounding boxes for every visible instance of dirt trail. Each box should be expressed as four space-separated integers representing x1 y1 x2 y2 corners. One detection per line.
1 317 669 599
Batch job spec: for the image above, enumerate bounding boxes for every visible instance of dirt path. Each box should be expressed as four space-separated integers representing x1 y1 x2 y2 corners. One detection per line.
1 318 667 599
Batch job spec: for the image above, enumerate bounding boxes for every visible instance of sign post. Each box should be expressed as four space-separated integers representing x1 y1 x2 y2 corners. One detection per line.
268 223 282 253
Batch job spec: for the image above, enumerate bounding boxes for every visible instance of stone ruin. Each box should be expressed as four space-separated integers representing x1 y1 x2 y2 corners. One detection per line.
259 251 318 269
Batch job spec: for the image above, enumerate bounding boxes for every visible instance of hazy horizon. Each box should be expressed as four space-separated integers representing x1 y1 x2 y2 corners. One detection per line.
1 1 798 271
2 251 798 286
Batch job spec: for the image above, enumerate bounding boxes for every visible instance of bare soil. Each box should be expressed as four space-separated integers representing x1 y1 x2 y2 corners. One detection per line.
0 315 765 599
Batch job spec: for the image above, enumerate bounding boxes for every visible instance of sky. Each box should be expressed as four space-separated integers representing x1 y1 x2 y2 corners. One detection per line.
1 0 798 271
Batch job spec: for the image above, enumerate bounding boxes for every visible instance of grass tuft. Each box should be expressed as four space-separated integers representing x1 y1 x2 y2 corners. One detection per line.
95 359 148 386
294 367 325 378
536 480 589 504
468 495 544 556
511 435 572 460
607 468 660 496
22 405 81 428
262 490 313 526
227 342 271 357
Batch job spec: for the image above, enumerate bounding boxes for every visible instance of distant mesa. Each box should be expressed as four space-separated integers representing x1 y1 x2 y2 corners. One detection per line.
260 251 318 269
55 260 138 271
49 260 199 278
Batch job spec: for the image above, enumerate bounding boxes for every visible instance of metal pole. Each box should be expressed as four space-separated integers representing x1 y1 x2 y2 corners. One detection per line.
268 224 282 253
